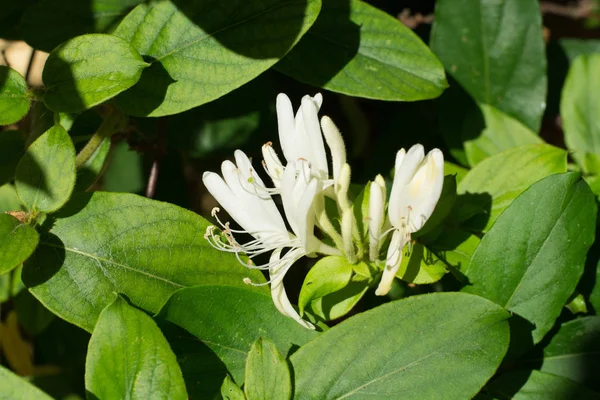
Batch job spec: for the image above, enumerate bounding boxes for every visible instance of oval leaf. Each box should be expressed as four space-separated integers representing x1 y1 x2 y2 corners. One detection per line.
298 256 353 316
0 214 39 275
290 292 510 399
561 54 600 174
458 144 567 230
0 66 30 126
276 0 446 101
463 173 596 344
113 0 321 116
86 296 187 399
0 365 53 400
22 192 267 332
15 125 76 213
430 0 547 132
222 375 245 400
42 34 148 113
159 285 318 385
245 337 292 400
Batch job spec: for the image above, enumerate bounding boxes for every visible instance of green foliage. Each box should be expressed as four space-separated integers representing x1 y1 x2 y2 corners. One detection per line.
463 173 596 344
0 365 53 400
15 125 76 212
431 0 546 132
221 375 246 400
86 296 187 399
0 214 38 275
561 54 600 174
245 337 291 400
291 293 510 399
112 0 321 116
42 34 148 112
0 67 30 126
277 0 447 101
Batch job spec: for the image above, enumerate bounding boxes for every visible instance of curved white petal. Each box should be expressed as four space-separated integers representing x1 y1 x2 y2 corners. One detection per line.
300 96 328 177
321 116 346 184
369 175 386 261
261 143 284 187
276 93 296 162
375 229 408 296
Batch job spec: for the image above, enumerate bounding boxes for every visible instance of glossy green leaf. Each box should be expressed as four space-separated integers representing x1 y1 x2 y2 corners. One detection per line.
0 66 30 126
465 104 543 166
561 54 600 174
23 192 266 332
0 184 21 213
102 141 144 193
0 130 25 186
113 0 321 116
430 0 546 132
298 256 353 316
444 162 468 184
428 229 481 276
277 0 446 101
0 365 53 400
458 144 567 230
485 370 600 399
396 243 448 284
560 39 600 62
86 296 187 399
21 0 144 52
245 337 291 400
463 173 596 343
0 214 38 275
523 317 600 390
42 34 148 113
15 125 76 213
159 286 318 385
291 292 510 399
221 375 246 400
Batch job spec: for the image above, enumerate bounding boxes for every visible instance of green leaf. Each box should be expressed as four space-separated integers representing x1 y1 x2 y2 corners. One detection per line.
485 370 600 399
0 184 21 213
277 0 446 101
75 136 110 191
291 292 510 399
0 214 38 275
464 104 543 166
560 38 600 62
0 66 30 126
23 192 267 332
428 229 481 276
430 0 546 132
159 285 318 385
458 144 567 230
102 140 144 193
396 243 448 284
86 296 187 399
222 375 246 400
245 337 291 400
298 256 353 316
0 130 25 186
15 125 76 213
42 34 148 113
0 365 53 400
13 290 54 336
522 317 600 390
463 173 596 344
113 0 321 116
561 54 600 174
21 0 144 52
444 162 468 184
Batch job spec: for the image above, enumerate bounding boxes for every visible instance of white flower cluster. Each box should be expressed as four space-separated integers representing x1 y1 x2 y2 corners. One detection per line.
203 93 444 329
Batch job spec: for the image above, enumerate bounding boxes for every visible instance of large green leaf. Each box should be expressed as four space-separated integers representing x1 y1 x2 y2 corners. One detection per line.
21 0 144 52
23 192 266 332
276 0 446 101
15 125 76 213
113 0 321 116
0 184 21 213
159 286 318 385
0 365 53 400
463 173 596 344
245 337 291 400
0 66 30 126
485 370 600 399
561 54 600 174
458 144 567 230
464 104 543 166
0 214 38 275
430 0 546 132
86 296 187 399
522 317 600 391
0 130 25 186
43 34 148 113
290 292 509 399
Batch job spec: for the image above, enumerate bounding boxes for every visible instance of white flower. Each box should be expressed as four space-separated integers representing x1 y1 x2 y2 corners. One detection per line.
202 150 338 329
368 175 387 262
375 144 444 296
262 93 346 190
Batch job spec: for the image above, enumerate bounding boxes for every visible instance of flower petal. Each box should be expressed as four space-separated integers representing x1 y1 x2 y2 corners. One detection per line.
375 229 408 296
389 145 425 226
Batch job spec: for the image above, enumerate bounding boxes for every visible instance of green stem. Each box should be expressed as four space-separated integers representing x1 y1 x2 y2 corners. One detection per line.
75 109 126 168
